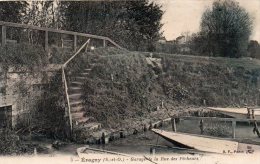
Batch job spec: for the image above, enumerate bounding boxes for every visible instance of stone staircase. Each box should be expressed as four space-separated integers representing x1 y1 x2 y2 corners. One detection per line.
65 47 129 137
67 54 101 131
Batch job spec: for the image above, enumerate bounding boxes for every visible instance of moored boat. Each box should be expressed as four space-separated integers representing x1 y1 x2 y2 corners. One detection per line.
151 129 260 154
77 146 133 158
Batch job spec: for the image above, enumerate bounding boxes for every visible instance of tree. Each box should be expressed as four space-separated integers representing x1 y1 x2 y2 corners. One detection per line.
248 40 260 59
0 1 27 23
24 1 63 28
200 0 252 57
124 0 163 51
61 0 163 51
0 1 28 41
22 1 64 45
189 32 210 56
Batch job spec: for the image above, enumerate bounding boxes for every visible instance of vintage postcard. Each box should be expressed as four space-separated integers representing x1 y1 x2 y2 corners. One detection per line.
0 0 260 163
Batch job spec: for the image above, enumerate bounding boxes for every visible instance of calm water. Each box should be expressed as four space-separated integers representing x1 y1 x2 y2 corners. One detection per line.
55 119 260 155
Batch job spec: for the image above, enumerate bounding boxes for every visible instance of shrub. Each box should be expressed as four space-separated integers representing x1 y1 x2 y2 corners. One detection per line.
82 53 157 128
0 43 48 70
0 130 34 155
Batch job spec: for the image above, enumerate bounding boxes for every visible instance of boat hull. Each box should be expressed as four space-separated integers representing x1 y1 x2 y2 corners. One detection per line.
151 129 260 154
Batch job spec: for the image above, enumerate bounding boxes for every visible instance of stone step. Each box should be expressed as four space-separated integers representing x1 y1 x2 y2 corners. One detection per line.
70 100 84 107
69 93 83 100
72 76 88 81
83 122 102 131
69 86 81 90
80 72 89 76
75 117 90 124
89 63 96 67
70 81 84 86
69 87 82 94
70 76 86 79
72 112 85 119
71 105 84 112
84 68 92 71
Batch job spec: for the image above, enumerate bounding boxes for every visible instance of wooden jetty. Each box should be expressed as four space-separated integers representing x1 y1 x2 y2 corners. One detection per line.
207 107 260 119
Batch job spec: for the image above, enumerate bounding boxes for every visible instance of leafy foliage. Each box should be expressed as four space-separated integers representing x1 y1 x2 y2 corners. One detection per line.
0 1 27 23
14 73 68 139
188 32 212 56
248 40 260 59
82 53 157 128
0 43 48 70
24 1 63 29
62 0 163 51
0 1 28 41
200 0 253 57
0 130 34 155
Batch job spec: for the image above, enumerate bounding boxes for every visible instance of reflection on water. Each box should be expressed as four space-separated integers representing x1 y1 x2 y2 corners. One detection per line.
57 119 260 155
177 119 260 140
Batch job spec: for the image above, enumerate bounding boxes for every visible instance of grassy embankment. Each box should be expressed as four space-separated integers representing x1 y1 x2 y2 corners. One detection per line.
82 48 260 130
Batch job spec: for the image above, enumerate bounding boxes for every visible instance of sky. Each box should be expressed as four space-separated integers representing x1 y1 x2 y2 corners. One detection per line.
154 0 260 42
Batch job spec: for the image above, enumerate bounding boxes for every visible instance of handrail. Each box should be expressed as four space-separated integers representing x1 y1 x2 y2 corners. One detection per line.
62 39 90 133
0 21 106 40
0 21 124 50
106 37 124 50
63 39 90 67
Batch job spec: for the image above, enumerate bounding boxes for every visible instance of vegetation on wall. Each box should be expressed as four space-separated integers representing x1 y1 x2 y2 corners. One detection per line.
32 73 67 139
14 73 68 139
0 130 35 155
0 43 48 71
0 43 67 140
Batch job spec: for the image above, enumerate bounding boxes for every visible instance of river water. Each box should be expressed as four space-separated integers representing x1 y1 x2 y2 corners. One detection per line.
53 119 260 156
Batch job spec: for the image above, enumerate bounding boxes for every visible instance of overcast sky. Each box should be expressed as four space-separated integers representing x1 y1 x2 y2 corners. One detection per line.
154 0 260 42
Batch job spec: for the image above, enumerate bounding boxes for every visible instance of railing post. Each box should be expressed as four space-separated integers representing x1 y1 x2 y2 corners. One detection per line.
252 109 255 120
61 38 64 48
247 107 251 119
2 25 6 47
199 119 204 134
73 35 77 52
171 117 177 132
103 39 106 48
45 30 48 51
253 121 260 137
232 120 236 138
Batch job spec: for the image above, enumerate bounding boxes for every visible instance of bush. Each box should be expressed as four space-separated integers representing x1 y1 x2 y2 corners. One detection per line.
32 73 67 139
0 130 34 155
48 46 68 64
14 73 68 140
0 43 48 70
82 53 157 128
